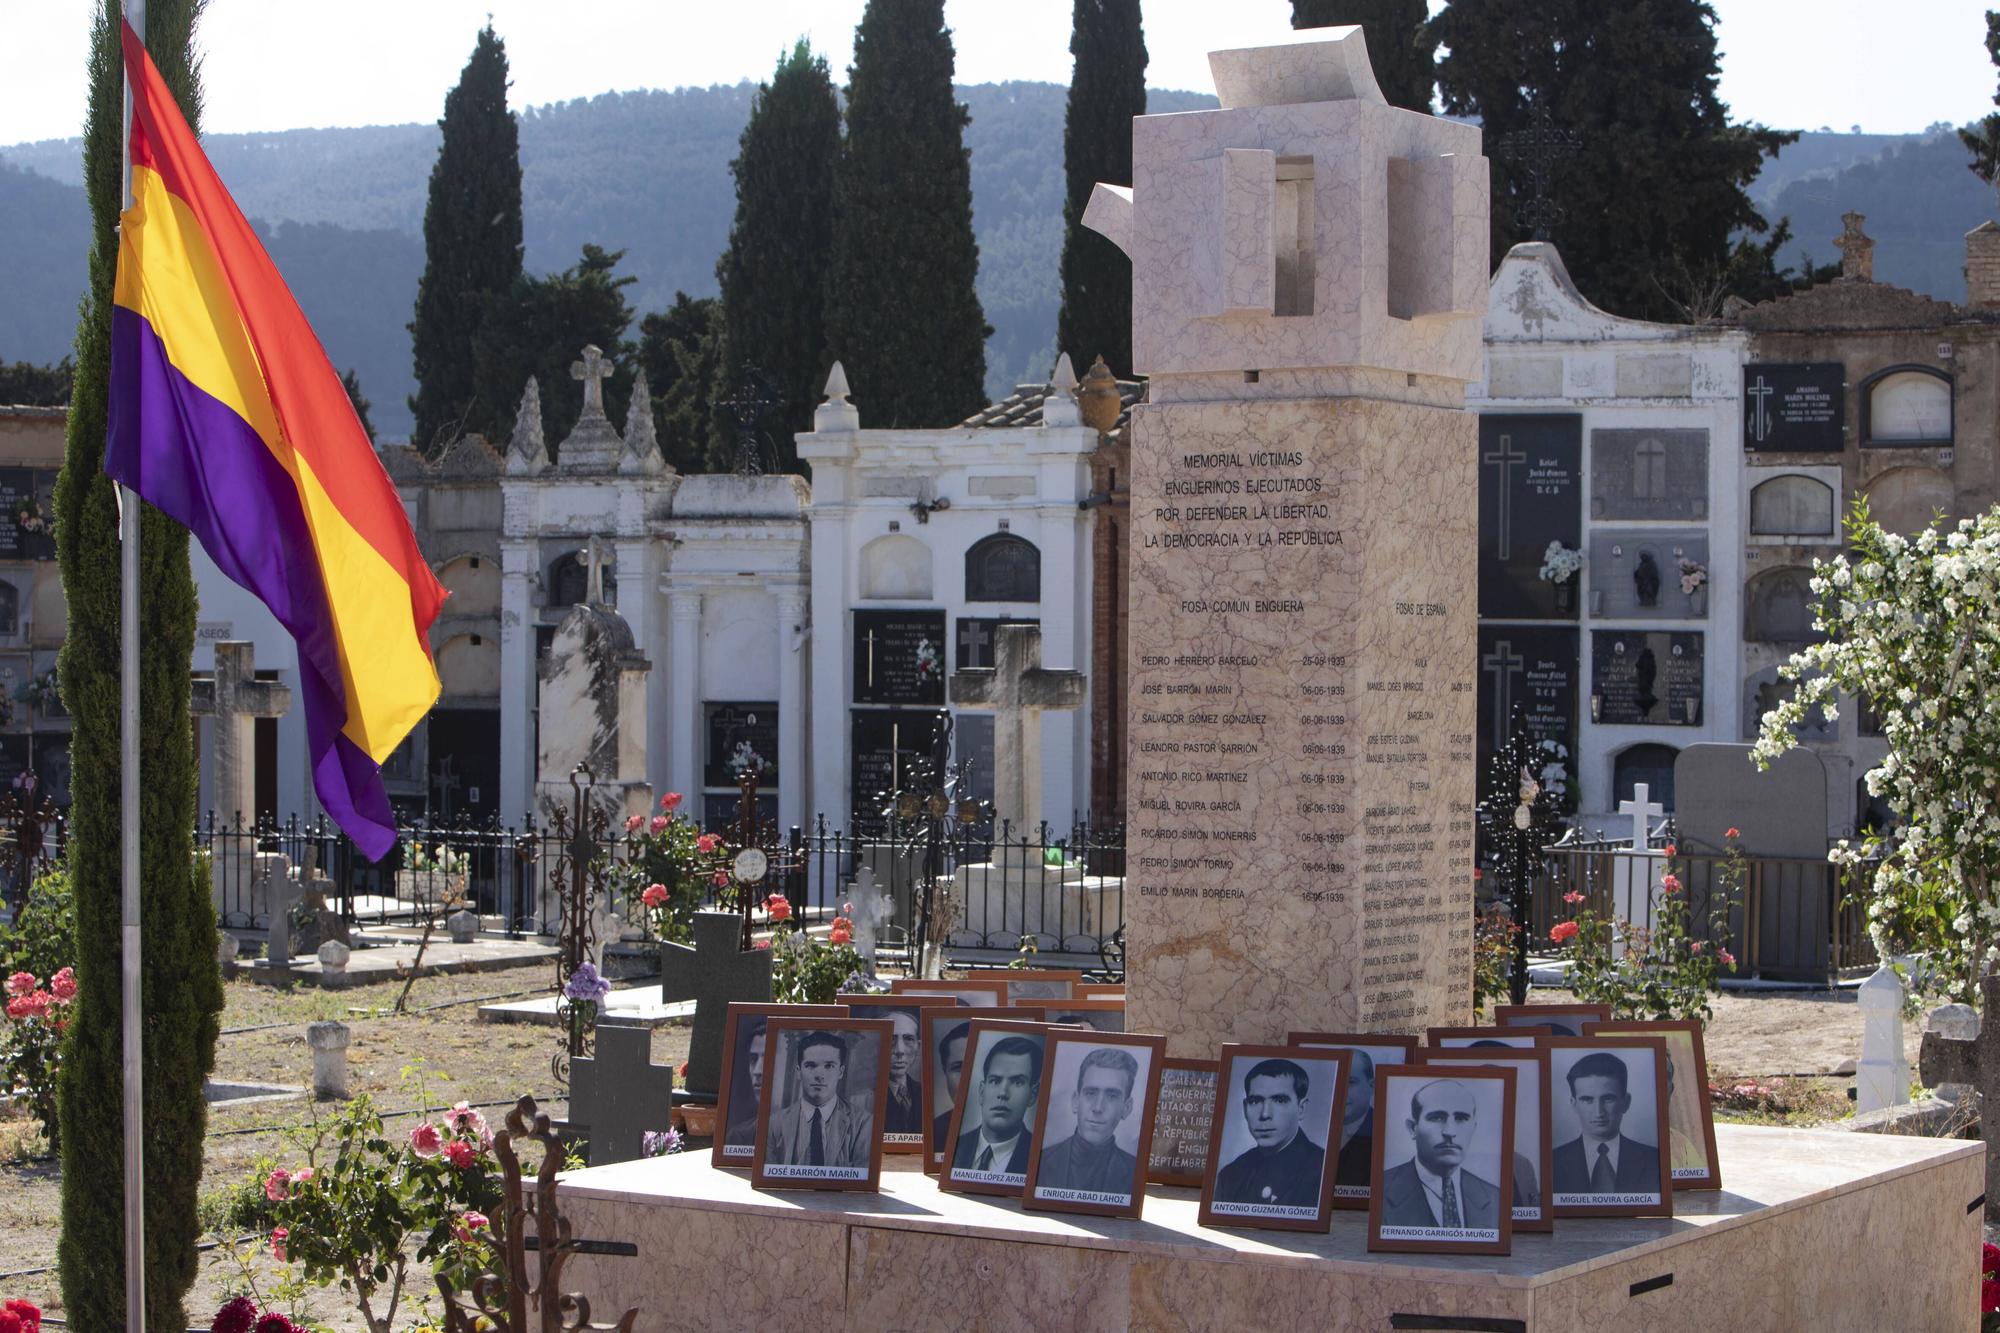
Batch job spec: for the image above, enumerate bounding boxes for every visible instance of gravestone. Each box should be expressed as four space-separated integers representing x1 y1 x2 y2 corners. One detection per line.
1743 363 1845 454
1749 475 1837 537
567 1018 676 1166
956 616 1037 672
1745 568 1820 644
192 642 292 914
1088 26 1487 1051
1673 743 1828 858
308 1020 350 1100
535 580 652 826
847 867 897 966
1585 531 1710 619
1741 665 1839 744
1855 965 1910 1115
1611 784 1666 955
947 623 1086 838
1590 630 1703 726
847 708 947 825
659 910 772 1100
1476 626 1578 804
1589 428 1708 521
1477 414 1581 619
851 609 947 706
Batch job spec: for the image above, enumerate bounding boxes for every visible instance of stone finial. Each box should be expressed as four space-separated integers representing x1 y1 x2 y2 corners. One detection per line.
507 376 548 476
1042 352 1082 427
571 344 614 420
448 908 479 943
1835 211 1874 283
815 359 859 433
619 368 666 475
555 346 627 472
307 1020 351 1100
1078 355 1124 436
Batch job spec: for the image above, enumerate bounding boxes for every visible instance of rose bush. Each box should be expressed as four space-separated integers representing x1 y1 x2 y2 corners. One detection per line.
615 792 733 944
771 899 866 1005
1549 841 1738 1022
2 966 74 1150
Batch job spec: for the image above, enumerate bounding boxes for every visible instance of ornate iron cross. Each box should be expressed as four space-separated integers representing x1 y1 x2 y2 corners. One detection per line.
719 368 782 477
1497 102 1581 243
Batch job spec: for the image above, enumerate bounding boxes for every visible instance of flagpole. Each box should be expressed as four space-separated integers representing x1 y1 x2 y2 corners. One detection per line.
118 1 148 1328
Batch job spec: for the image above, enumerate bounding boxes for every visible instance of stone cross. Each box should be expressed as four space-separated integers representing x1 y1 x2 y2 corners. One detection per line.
949 623 1086 837
659 910 773 1099
581 535 611 606
848 866 896 966
571 344 614 421
1835 211 1874 283
1617 783 1664 852
190 641 292 824
567 1018 676 1166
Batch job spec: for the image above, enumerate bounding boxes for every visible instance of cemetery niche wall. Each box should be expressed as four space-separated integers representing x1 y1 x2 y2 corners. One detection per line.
1478 414 1580 620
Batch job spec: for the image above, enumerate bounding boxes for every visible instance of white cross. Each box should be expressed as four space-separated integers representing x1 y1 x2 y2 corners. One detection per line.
1617 783 1664 851
191 641 293 824
948 624 1085 836
571 344 614 421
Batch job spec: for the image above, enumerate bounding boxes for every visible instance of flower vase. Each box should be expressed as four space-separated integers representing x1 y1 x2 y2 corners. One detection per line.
1689 588 1707 616
1553 581 1577 615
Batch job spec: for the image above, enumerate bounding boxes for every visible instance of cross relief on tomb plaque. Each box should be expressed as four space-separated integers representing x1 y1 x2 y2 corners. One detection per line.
848 707 947 824
851 609 947 706
1589 429 1708 521
1590 630 1704 727
1477 414 1580 619
956 616 1038 672
1476 624 1578 767
704 702 778 790
1744 364 1845 454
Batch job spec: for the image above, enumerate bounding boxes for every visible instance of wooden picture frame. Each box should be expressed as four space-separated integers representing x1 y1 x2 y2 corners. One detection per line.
1197 1044 1347 1233
920 1006 978 1175
1287 1031 1421 1209
1036 997 1126 1032
1542 1035 1675 1218
1366 1063 1516 1256
992 969 1079 1003
1426 1024 1551 1050
750 1017 893 1192
891 977 1009 1007
710 1002 848 1169
1022 1030 1167 1220
938 1018 1056 1198
1585 1018 1722 1191
1076 982 1126 998
840 994 958 1154
1418 1047 1555 1232
1492 1003 1612 1037
1146 1057 1219 1187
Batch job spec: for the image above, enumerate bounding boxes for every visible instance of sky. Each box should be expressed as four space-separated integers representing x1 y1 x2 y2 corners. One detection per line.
0 0 1995 148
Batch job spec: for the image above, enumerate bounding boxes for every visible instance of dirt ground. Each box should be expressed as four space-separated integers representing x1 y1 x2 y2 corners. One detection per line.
0 975 1903 1330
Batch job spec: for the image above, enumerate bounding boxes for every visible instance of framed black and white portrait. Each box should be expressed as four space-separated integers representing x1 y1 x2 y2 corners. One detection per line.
1367 1064 1516 1255
1585 1018 1721 1190
1420 1046 1553 1232
996 970 1077 1004
921 1007 975 1174
1198 1044 1346 1232
1544 1035 1674 1217
940 1018 1054 1198
1022 1030 1166 1219
842 994 957 1153
710 1002 847 1169
1426 1025 1550 1050
1493 1003 1611 1038
1039 998 1126 1032
750 1017 892 1192
1288 1031 1421 1208
891 977 1009 1007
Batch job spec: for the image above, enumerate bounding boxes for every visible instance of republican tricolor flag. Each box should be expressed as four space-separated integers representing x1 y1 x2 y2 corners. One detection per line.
105 21 445 859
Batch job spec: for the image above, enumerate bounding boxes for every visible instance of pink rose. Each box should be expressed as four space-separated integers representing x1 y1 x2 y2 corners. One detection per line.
1549 920 1579 944
454 1210 489 1243
1661 873 1682 894
624 814 644 834
753 939 771 951
448 1101 490 1145
1718 949 1737 967
696 833 719 854
1663 843 1678 858
4 972 33 998
269 1226 289 1263
263 1167 292 1202
661 792 683 812
1689 940 1707 953
409 1121 443 1158
4 996 28 1021
650 816 670 834
712 870 731 889
763 894 791 922
291 1166 315 1187
1725 826 1741 840
641 883 669 909
47 968 75 1002
829 923 852 946
444 1138 478 1170
1562 890 1585 905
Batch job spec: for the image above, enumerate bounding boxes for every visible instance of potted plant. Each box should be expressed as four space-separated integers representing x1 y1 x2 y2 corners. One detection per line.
1538 540 1583 614
1679 558 1708 615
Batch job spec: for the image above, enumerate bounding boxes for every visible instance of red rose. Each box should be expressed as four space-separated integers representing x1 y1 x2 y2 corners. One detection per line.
641 883 669 909
1725 826 1740 840
829 924 853 945
444 1138 478 1169
1663 844 1677 858
712 870 731 888
661 792 683 812
764 894 791 922
696 833 719 854
1983 1241 2000 1275
1549 920 1580 944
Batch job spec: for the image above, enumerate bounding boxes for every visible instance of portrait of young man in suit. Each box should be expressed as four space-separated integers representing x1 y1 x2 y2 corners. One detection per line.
1036 1046 1141 1195
766 1030 874 1169
952 1034 1044 1179
1378 1079 1502 1231
1553 1051 1661 1197
723 1024 767 1152
1213 1058 1327 1209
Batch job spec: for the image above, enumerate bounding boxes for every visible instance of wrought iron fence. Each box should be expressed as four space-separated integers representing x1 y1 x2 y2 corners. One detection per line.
189 809 1130 966
1529 844 1877 983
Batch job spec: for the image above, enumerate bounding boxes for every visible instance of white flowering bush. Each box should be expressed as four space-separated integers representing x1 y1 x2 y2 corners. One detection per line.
1753 499 2000 1000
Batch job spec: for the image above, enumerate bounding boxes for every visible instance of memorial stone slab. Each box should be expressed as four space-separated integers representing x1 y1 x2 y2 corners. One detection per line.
1745 568 1821 644
1589 428 1708 521
847 707 947 822
1590 630 1703 727
1586 530 1710 620
1476 625 1578 770
955 616 1038 672
851 610 947 706
1477 414 1581 619
1741 665 1839 744
703 702 778 789
1614 353 1694 398
0 468 57 561
1744 363 1845 454
1673 743 1828 858
1100 28 1488 1052
659 910 772 1099
568 1019 676 1167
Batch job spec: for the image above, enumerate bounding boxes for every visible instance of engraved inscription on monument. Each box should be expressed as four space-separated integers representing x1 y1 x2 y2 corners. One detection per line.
851 610 946 706
1126 399 1476 1052
1744 363 1844 454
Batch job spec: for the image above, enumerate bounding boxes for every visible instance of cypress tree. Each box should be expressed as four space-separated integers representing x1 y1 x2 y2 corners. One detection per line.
408 24 524 452
1432 0 1794 321
342 368 377 444
1056 0 1146 380
716 40 841 472
471 244 637 451
55 4 221 1328
824 0 990 427
1292 0 1435 113
1961 12 2000 184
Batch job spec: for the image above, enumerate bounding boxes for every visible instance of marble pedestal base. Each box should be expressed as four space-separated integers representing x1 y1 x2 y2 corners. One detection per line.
555 1123 1978 1332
